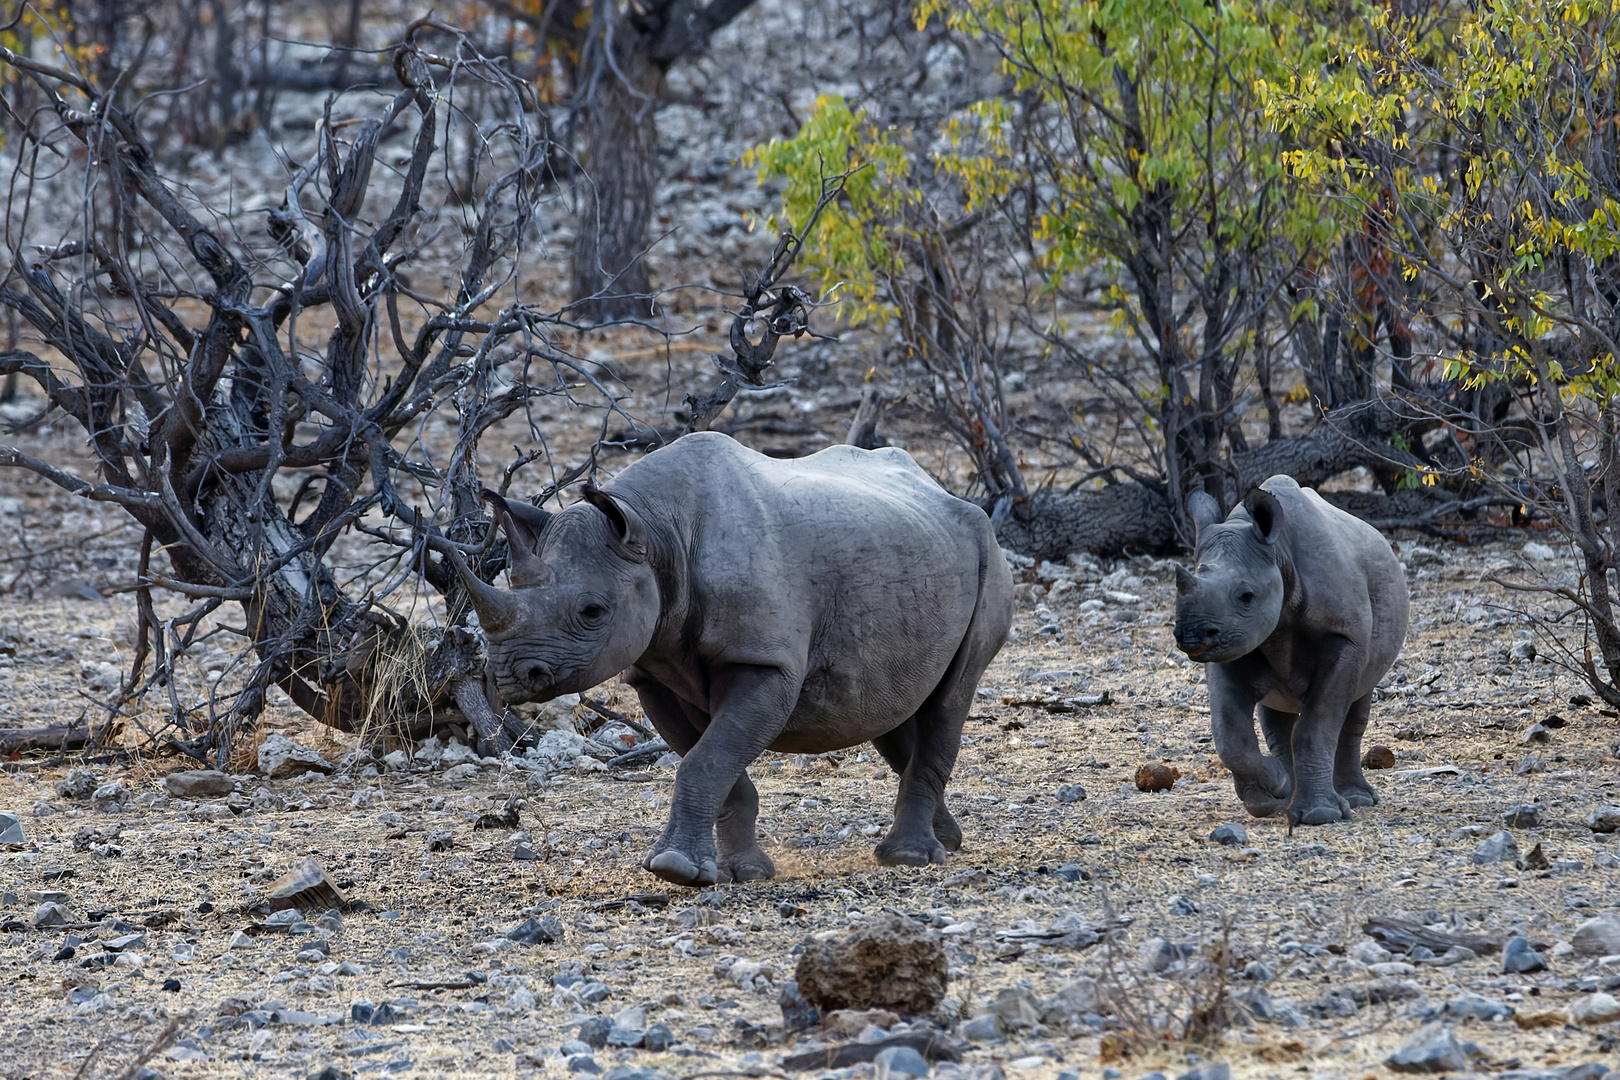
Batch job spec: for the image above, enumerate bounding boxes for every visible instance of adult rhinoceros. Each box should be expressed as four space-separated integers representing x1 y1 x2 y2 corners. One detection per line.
447 432 1013 886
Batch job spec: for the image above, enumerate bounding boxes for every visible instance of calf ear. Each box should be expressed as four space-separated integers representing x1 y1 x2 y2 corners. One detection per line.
1187 490 1221 541
580 483 649 563
1243 486 1283 545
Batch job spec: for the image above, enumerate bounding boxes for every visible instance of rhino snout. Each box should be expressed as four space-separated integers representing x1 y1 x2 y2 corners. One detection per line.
1174 623 1221 659
495 659 555 703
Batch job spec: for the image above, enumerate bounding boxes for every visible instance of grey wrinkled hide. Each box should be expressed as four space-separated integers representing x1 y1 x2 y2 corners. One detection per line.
454 432 1013 885
1173 476 1408 826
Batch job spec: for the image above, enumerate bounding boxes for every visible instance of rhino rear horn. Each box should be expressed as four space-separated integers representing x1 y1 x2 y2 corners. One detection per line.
481 488 552 585
1243 486 1283 545
580 482 648 562
1187 490 1221 541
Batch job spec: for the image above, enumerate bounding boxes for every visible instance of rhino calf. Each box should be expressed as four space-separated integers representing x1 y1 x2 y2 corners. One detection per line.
1173 476 1408 826
451 432 1013 885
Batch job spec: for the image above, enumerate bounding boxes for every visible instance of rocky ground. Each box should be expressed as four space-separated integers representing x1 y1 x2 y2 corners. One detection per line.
2 512 1620 1080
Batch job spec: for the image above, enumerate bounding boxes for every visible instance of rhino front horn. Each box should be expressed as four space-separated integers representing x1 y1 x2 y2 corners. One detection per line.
444 545 519 633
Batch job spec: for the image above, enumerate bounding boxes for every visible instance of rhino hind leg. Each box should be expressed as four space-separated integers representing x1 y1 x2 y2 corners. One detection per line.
873 721 963 852
715 772 776 883
1333 694 1379 808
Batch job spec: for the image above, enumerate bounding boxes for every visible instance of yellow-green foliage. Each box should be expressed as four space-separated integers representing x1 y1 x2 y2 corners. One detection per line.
1263 0 1620 395
745 95 913 323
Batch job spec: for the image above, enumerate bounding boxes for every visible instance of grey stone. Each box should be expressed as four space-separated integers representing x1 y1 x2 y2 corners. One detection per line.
1473 830 1521 866
0 811 23 845
580 981 612 1003
1176 1066 1229 1080
55 769 97 800
1039 977 1100 1025
32 902 70 927
606 1026 645 1048
778 979 819 1031
264 908 302 927
642 1024 674 1052
507 915 564 945
578 1017 611 1048
1209 824 1247 846
960 1014 1001 1042
164 770 236 799
1056 784 1087 804
876 1046 932 1078
103 933 146 952
1517 755 1549 774
1445 992 1512 1020
1570 993 1620 1025
1572 914 1620 957
1523 724 1551 744
1051 863 1088 882
1502 937 1547 973
1512 640 1538 662
1169 895 1197 916
560 1041 592 1056
1386 1022 1468 1074
603 1068 663 1080
90 782 128 811
1504 804 1543 829
1589 806 1620 833
256 734 333 779
568 1056 602 1074
1241 961 1275 982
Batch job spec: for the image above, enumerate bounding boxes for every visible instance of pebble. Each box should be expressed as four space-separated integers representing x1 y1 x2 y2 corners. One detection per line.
164 770 236 799
1209 823 1247 846
1589 806 1620 833
1472 830 1520 866
875 1046 932 1078
1051 863 1087 882
0 811 23 845
1573 914 1620 956
578 1017 611 1048
1176 1066 1229 1080
257 734 334 778
1055 784 1086 804
778 979 820 1030
1504 803 1542 828
1570 993 1620 1026
1523 723 1552 744
507 915 565 945
32 902 70 928
1168 895 1197 916
1445 992 1512 1020
642 1023 674 1052
1386 1021 1468 1073
960 1014 1000 1041
1501 936 1547 973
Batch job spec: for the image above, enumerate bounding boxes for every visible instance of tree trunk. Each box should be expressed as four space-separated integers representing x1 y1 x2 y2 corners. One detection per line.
994 484 1176 561
571 46 663 322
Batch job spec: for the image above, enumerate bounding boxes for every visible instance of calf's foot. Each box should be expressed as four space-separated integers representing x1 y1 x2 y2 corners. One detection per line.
644 833 721 887
1233 759 1293 818
1337 780 1378 809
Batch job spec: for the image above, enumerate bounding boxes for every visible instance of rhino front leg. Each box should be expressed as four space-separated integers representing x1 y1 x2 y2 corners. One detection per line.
1208 664 1292 818
1333 693 1378 808
1257 706 1298 790
629 674 775 883
1287 645 1358 827
645 664 797 887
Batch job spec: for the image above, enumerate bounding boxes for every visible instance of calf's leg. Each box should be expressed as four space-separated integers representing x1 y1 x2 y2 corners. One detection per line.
1286 641 1358 826
629 673 777 883
1333 693 1378 808
1208 665 1292 817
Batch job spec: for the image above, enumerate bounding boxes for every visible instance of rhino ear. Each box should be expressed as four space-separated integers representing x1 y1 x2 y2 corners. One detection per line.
580 482 648 563
1187 490 1221 541
1243 486 1283 545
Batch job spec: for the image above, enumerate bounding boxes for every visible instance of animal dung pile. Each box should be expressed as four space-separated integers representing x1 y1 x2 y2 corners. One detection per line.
1134 762 1180 792
793 913 949 1015
1362 744 1397 769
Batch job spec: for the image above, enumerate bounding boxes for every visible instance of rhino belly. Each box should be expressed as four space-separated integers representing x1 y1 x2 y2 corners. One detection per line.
1258 685 1304 713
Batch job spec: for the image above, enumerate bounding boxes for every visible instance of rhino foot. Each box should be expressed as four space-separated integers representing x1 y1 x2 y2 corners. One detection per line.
1338 782 1378 809
644 849 720 887
1287 792 1351 827
874 833 948 867
933 806 963 853
719 849 776 883
1235 780 1289 818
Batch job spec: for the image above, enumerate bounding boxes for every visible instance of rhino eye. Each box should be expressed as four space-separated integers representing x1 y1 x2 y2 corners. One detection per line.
580 603 606 621
1239 591 1255 605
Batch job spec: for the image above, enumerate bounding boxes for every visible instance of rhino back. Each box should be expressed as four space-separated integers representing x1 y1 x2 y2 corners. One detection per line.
1263 476 1408 687
612 433 1004 747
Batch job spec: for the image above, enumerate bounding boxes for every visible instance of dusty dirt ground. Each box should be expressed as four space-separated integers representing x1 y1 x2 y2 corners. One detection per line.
2 447 1620 1080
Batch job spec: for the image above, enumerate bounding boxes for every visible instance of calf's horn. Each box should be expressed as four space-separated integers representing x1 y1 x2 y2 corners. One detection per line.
444 545 519 633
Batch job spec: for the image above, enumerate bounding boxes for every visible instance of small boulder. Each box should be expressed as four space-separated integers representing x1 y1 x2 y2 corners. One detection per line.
1209 824 1247 846
257 734 334 779
1523 723 1551 744
1570 993 1620 1026
1501 936 1546 974
164 770 236 799
0 811 24 845
1572 914 1620 957
90 782 128 812
793 914 948 1016
874 1046 931 1078
1445 993 1512 1021
1055 784 1087 804
777 980 819 1031
1134 763 1180 792
1588 806 1620 833
507 915 564 946
1472 830 1520 866
54 769 98 800
1362 745 1397 770
1386 1022 1468 1074
264 856 348 911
